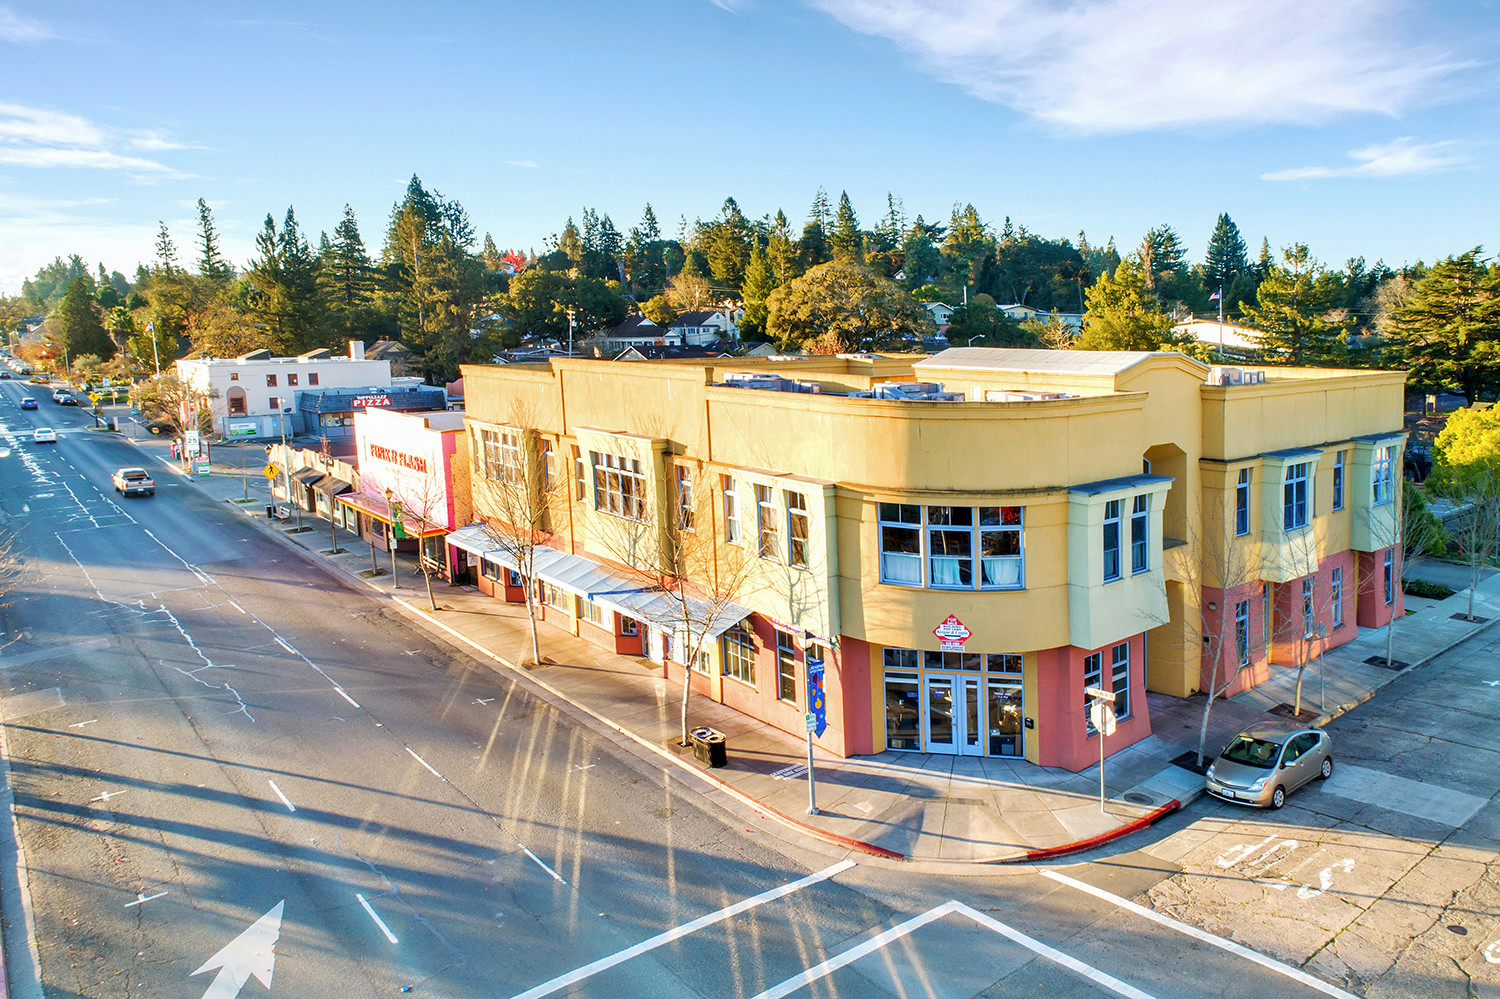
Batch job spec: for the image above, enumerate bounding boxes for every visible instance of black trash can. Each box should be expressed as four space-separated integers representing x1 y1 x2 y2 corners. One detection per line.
690 727 727 768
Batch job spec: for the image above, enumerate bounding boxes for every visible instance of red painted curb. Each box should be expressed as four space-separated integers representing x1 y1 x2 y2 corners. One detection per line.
708 777 907 859
1011 799 1182 863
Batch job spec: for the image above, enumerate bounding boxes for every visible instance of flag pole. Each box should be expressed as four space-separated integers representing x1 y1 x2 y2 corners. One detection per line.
1216 285 1224 354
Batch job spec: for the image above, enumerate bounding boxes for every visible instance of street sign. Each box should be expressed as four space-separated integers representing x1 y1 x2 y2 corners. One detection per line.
184 430 200 456
1084 686 1116 703
263 463 280 481
1089 702 1118 736
805 713 816 733
390 499 406 540
933 614 971 651
806 657 827 737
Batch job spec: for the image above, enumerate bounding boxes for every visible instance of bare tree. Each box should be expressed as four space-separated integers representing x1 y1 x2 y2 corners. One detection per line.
1183 514 1266 767
469 405 560 666
1440 469 1500 622
384 455 453 613
1359 475 1445 666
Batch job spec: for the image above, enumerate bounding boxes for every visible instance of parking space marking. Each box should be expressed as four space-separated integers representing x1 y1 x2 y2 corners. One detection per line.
267 780 295 812
1042 869 1359 999
752 899 1156 999
356 893 398 944
1486 940 1499 964
508 860 857 999
1317 764 1487 829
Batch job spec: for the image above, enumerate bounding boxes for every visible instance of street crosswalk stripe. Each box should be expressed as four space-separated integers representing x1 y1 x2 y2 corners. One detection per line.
507 860 856 999
1042 869 1359 999
750 900 1157 999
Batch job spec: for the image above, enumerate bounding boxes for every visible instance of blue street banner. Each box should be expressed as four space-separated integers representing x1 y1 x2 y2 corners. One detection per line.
807 658 827 737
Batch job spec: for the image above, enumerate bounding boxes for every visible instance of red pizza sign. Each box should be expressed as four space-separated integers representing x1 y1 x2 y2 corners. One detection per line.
352 395 393 408
933 614 971 650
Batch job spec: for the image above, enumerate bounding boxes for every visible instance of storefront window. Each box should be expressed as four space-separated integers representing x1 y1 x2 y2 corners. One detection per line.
987 679 1024 757
884 672 921 751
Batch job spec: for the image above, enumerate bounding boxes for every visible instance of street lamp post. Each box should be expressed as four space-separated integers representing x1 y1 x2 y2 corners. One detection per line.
968 335 983 346
565 308 576 358
384 487 399 589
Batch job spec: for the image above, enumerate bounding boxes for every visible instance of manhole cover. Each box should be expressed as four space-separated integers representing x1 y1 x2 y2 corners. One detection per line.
1124 792 1154 805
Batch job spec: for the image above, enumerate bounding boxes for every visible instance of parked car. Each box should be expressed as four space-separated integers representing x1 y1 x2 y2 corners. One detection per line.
32 427 56 443
1205 722 1332 808
19 397 36 410
53 392 76 406
111 467 155 497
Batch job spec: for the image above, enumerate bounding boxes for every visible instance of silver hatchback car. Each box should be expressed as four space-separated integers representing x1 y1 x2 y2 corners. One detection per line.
1205 722 1333 809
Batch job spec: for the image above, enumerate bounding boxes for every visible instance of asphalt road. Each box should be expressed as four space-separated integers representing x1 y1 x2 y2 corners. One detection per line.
0 376 1489 999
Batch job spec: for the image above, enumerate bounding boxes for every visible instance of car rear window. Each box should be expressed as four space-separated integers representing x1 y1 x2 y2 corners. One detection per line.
1220 735 1282 769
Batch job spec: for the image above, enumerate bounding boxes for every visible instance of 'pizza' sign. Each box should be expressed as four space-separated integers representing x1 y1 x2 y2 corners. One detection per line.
933 614 971 650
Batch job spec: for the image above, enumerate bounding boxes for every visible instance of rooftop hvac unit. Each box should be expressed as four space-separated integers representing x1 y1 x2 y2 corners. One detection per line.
1208 366 1243 386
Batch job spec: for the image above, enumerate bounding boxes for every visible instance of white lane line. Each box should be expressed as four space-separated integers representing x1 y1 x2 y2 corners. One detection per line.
124 891 167 908
509 859 857 999
274 637 295 654
267 779 295 812
356 893 399 944
1041 870 1359 999
751 899 1155 999
89 789 129 803
519 845 567 886
333 686 360 708
405 747 444 780
68 719 98 728
228 600 246 614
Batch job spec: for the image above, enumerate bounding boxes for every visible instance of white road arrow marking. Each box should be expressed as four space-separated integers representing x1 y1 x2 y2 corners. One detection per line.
191 900 284 999
1485 680 1500 688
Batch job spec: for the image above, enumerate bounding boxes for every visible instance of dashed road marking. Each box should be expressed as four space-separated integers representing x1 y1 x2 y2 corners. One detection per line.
356 893 398 944
267 779 295 812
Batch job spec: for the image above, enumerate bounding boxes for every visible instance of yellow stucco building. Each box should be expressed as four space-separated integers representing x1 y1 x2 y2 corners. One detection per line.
448 348 1405 771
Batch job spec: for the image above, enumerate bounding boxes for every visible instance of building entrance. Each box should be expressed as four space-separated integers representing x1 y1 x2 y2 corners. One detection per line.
883 659 1026 758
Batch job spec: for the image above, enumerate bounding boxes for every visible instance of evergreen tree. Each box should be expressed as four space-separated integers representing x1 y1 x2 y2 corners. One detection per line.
1242 243 1353 366
1388 248 1500 404
482 233 503 270
703 197 753 289
278 207 324 351
798 190 831 273
633 203 661 243
739 242 777 339
767 210 799 283
247 213 292 352
557 217 583 267
944 203 990 259
1255 238 1274 278
830 191 863 261
873 193 905 253
53 277 116 362
1202 213 1248 292
195 198 231 282
322 205 377 340
1076 258 1178 351
900 223 941 290
154 222 178 276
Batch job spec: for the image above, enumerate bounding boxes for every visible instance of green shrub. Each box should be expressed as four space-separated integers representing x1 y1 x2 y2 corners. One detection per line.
1403 577 1454 600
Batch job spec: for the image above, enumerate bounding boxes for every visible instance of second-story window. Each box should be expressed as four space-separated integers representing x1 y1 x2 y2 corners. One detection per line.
979 506 1023 587
1235 468 1250 536
723 476 740 544
786 491 808 568
676 465 694 531
287 373 298 386
1372 446 1394 506
756 484 777 558
1283 462 1310 530
593 452 645 520
266 374 278 387
308 372 319 386
928 506 974 588
1332 450 1346 510
879 503 921 585
1103 500 1122 582
1130 495 1149 574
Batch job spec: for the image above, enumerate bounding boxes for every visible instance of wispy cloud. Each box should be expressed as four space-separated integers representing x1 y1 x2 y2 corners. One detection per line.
505 159 539 169
0 103 191 179
0 6 55 42
809 0 1463 132
1261 137 1466 181
710 0 755 12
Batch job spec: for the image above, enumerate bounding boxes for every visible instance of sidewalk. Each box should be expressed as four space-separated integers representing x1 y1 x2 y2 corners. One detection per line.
149 430 1500 865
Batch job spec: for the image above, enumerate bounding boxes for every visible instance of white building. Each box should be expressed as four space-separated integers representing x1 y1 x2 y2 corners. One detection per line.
176 342 396 439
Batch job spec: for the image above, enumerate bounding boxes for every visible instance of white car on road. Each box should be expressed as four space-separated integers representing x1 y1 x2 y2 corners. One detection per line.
32 427 56 443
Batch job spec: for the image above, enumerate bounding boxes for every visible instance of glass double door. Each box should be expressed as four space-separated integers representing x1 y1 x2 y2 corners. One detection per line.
921 673 1024 758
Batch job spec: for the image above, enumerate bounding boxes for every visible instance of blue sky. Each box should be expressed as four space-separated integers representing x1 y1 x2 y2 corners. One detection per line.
1 0 1495 294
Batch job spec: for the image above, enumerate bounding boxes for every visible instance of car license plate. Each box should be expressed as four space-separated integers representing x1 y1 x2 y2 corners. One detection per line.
1221 789 1236 799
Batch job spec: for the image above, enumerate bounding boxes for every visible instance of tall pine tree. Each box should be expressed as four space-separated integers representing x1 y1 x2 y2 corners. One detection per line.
1202 213 1248 292
1389 249 1500 404
195 198 231 283
830 191 863 261
1242 243 1352 365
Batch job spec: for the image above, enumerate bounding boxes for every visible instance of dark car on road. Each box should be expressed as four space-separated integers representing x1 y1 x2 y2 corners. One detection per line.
53 393 77 406
19 397 36 410
1205 722 1333 809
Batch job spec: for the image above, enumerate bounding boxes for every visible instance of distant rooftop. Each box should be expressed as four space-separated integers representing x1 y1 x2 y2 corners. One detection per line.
915 347 1171 377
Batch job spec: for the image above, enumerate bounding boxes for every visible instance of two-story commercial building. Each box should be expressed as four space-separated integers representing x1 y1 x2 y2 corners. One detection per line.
175 341 436 440
449 349 1405 771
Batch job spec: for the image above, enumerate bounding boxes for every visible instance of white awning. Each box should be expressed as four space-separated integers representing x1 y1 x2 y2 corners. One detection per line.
444 526 753 640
